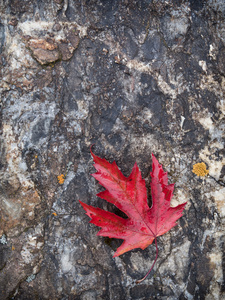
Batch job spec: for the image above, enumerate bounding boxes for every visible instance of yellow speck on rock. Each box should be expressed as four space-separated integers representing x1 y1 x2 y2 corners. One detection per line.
52 212 57 216
12 245 15 251
57 174 65 184
192 162 209 177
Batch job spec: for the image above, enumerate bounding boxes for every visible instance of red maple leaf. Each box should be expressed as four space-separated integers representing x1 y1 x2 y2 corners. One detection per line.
79 150 187 282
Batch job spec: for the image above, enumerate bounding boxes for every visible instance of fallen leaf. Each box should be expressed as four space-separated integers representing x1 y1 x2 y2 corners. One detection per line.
79 150 187 282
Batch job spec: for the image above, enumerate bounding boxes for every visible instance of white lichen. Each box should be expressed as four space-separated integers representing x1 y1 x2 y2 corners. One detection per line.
0 234 7 245
26 274 36 283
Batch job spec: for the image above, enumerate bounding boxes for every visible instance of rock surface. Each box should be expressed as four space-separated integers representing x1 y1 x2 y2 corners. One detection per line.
0 0 225 299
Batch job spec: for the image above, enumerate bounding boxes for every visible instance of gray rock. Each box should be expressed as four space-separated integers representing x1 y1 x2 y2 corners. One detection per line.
0 0 225 299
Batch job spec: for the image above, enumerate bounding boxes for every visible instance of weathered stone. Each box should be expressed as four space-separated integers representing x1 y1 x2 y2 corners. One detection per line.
26 28 80 64
27 38 60 65
58 41 74 61
0 0 225 299
52 23 62 32
65 26 80 48
9 0 34 15
8 17 18 27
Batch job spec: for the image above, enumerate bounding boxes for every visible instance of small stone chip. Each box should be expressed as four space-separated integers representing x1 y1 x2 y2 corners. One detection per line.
192 162 209 177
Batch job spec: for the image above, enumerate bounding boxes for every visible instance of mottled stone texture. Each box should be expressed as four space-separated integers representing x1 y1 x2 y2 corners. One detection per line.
0 0 225 299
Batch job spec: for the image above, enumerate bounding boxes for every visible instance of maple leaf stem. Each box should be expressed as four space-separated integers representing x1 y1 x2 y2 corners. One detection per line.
136 238 158 284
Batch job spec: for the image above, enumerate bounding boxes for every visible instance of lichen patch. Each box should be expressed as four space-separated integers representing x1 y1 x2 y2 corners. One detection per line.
192 162 209 177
